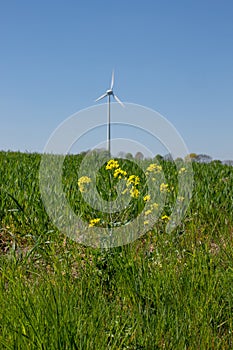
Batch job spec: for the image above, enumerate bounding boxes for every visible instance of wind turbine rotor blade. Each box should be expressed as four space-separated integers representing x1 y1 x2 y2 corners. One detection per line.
114 94 125 107
110 70 115 89
95 93 108 102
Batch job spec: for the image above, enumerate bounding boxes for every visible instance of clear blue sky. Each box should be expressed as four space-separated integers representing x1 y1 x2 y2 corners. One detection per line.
0 0 233 160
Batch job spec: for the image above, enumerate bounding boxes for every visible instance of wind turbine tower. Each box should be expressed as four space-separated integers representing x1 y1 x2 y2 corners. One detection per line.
95 71 124 155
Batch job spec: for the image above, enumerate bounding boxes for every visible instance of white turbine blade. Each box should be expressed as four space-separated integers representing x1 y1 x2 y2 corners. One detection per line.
110 70 114 89
95 93 108 102
114 94 125 107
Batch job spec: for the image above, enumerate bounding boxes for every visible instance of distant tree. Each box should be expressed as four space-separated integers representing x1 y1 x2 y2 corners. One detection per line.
163 153 173 161
135 151 144 160
196 154 212 163
175 157 184 165
154 154 163 162
91 148 110 159
144 157 153 162
185 153 198 162
222 160 233 166
125 152 133 160
117 151 125 158
80 151 88 157
175 157 184 162
211 160 222 166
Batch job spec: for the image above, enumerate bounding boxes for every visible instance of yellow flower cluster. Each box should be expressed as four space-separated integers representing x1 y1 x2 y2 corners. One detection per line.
130 187 139 198
143 201 159 226
143 194 151 202
160 183 170 193
89 218 101 227
145 209 152 216
124 175 140 198
113 168 127 179
161 215 170 221
178 167 187 174
126 175 140 187
78 176 91 192
151 202 159 209
146 163 162 174
105 159 141 199
106 159 119 170
144 202 159 216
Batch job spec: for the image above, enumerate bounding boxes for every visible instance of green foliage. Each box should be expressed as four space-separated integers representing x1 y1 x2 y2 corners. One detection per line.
0 151 233 349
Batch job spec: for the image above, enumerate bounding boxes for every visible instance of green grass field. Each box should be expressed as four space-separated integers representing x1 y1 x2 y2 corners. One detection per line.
0 151 233 349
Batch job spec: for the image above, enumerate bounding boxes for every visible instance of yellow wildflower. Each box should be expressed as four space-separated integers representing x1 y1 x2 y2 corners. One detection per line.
145 209 152 216
78 176 91 192
160 183 170 192
121 188 128 195
178 167 187 174
113 168 127 179
126 175 140 187
130 187 139 198
146 163 162 174
177 196 185 202
143 194 151 202
89 218 101 227
144 220 149 225
78 176 91 185
161 215 170 221
150 203 159 209
106 159 119 170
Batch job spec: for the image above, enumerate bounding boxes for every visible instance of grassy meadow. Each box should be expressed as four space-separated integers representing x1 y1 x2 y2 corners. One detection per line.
0 150 233 349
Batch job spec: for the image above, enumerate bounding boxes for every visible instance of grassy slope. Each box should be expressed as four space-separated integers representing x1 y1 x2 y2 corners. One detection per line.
0 151 233 349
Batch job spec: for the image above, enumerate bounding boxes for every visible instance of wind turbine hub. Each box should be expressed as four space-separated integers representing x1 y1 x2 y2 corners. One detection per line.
106 89 113 95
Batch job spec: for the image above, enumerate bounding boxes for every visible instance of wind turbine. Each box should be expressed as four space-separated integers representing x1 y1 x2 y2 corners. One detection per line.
95 70 124 155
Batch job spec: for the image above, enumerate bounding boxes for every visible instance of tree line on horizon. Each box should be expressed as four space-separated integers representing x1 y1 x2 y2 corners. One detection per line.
0 149 233 166
80 149 233 166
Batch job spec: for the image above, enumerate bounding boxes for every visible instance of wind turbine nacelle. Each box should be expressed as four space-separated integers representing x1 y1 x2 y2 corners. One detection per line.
106 89 113 95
